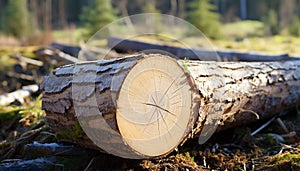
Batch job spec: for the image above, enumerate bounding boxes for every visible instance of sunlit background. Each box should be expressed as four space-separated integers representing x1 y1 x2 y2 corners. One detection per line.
0 0 299 55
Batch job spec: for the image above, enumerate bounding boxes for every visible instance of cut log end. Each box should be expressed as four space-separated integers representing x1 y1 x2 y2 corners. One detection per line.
116 56 197 157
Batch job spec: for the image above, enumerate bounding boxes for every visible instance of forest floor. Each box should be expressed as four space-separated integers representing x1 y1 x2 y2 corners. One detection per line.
0 98 299 170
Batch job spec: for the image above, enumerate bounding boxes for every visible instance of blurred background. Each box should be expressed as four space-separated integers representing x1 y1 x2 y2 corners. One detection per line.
1 0 300 92
0 0 300 50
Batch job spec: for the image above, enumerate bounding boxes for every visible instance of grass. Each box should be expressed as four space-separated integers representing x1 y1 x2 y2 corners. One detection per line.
0 46 39 73
52 28 86 44
273 153 300 163
0 20 286 57
212 35 300 56
0 96 45 127
0 46 38 57
222 20 265 38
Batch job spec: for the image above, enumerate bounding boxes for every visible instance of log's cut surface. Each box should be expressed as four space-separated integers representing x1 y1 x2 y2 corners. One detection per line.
42 53 300 159
41 54 199 159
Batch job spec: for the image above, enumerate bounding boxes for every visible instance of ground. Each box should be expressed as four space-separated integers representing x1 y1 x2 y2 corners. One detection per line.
0 100 299 170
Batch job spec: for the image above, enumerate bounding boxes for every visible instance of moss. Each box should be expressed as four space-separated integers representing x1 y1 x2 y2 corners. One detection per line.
182 58 190 74
55 120 84 141
0 105 22 120
184 152 195 162
273 153 300 163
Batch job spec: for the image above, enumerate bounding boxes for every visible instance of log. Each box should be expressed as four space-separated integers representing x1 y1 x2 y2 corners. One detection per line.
10 54 44 67
108 37 295 62
34 47 79 66
50 42 81 57
41 54 300 159
186 59 300 143
42 54 199 159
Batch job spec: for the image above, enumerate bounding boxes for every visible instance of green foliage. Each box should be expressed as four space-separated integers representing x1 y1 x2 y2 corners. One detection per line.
262 9 279 35
0 96 45 127
79 0 118 40
0 105 22 120
186 0 222 39
289 16 300 37
182 58 190 74
2 0 30 38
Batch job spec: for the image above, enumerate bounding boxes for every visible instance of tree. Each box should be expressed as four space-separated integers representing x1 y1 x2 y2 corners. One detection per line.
187 0 222 39
119 0 134 29
289 16 300 37
58 0 67 29
2 0 30 38
28 0 39 33
80 0 117 39
279 0 296 31
262 9 279 35
178 0 186 19
142 0 160 13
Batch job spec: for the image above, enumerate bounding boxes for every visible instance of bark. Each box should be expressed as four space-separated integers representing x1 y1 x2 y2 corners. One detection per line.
185 59 300 142
107 37 294 62
42 54 300 158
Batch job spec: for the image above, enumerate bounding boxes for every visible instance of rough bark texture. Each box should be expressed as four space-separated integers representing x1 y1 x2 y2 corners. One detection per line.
186 59 300 141
42 53 300 158
42 55 144 158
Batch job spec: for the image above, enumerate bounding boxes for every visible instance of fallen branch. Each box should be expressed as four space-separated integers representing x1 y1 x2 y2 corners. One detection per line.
0 84 39 106
34 48 79 66
10 54 43 67
7 72 36 81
